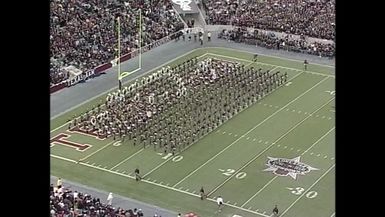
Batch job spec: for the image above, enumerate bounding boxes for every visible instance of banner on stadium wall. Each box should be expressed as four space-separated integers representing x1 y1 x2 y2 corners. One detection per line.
67 70 95 86
172 0 200 14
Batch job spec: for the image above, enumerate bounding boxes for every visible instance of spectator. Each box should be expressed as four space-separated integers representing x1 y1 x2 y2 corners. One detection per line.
107 192 113 205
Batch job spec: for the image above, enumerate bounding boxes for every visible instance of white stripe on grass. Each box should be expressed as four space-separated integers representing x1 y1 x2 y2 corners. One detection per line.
176 77 330 189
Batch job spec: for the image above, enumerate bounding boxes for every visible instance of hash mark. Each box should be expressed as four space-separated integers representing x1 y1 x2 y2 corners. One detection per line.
160 181 163 184
328 117 332 120
179 187 183 190
192 190 196 194
104 166 107 169
98 165 102 167
255 209 259 212
186 189 189 192
234 134 238 137
259 140 263 143
115 169 119 172
275 106 279 108
322 116 326 119
222 132 226 134
248 206 252 210
286 108 290 111
253 138 256 141
123 171 126 174
298 111 302 113
324 155 328 159
234 202 237 206
228 133 232 135
265 141 269 144
310 152 314 155
269 105 273 107
292 109 296 112
91 163 95 166
247 137 250 140
304 112 308 115
264 104 267 106
166 183 170 186
317 154 321 157
227 201 230 203
86 161 90 164
316 114 319 117
331 157 335 160
153 179 157 183
277 144 281 147
290 147 294 150
297 149 301 152
284 146 287 149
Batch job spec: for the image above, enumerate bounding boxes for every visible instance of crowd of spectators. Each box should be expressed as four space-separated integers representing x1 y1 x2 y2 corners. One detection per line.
218 28 335 58
50 0 184 86
50 184 146 217
203 0 335 40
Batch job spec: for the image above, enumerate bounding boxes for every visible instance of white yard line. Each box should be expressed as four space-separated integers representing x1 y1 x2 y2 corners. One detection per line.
51 154 270 217
280 164 335 217
207 47 335 68
79 140 115 161
110 148 145 170
173 76 328 188
302 127 335 155
330 212 335 217
241 176 278 207
51 154 78 163
207 53 334 78
208 96 334 196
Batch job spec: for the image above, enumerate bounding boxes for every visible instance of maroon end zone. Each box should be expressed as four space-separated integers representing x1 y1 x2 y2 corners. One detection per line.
50 133 92 151
68 127 106 140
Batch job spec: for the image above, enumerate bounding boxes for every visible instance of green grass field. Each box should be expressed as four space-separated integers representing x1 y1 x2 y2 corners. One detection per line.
50 47 335 217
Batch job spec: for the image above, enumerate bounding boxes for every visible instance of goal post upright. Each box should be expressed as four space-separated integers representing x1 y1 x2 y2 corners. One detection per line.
117 9 142 89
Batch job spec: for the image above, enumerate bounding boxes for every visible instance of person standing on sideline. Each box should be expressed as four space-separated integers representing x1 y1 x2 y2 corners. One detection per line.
199 187 206 200
216 196 224 212
304 60 308 71
57 177 62 189
207 31 211 42
272 205 279 217
135 168 141 181
107 192 113 205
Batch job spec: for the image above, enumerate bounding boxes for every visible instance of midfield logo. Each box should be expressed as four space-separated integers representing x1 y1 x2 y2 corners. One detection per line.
263 156 318 179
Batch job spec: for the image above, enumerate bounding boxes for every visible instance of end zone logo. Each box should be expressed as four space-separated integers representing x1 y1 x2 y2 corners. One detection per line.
263 156 318 179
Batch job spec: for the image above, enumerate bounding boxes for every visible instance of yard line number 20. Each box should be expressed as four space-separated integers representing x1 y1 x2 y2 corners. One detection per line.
220 169 247 179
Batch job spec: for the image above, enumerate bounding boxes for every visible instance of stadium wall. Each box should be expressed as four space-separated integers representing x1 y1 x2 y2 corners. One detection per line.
50 31 181 94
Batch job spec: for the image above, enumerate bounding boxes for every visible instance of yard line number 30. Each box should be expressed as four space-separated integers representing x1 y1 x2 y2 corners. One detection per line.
287 187 318 199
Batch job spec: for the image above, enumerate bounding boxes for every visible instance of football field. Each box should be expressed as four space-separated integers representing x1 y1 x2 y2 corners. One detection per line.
51 47 335 217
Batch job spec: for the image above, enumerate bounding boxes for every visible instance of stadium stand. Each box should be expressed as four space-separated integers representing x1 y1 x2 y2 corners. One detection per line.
50 185 146 217
218 28 335 58
203 0 335 40
50 0 184 87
